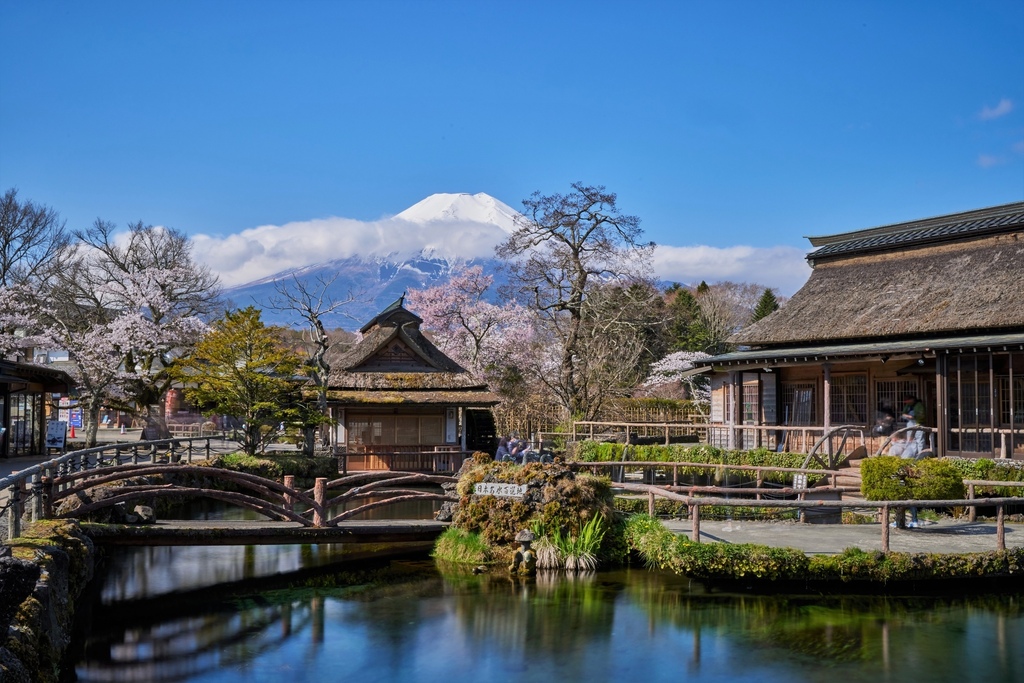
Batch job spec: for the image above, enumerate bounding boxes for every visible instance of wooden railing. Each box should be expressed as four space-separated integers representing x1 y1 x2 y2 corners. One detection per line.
1 440 457 541
616 481 1024 552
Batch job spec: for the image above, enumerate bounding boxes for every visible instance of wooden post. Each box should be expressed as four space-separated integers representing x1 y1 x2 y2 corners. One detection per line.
313 477 327 527
673 463 678 487
756 471 763 500
30 473 42 522
41 476 53 519
881 504 890 552
283 475 295 509
691 503 701 543
6 485 21 540
798 492 806 523
968 484 976 522
997 505 1005 551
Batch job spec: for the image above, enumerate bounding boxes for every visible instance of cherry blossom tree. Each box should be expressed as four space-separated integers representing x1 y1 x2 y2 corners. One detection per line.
60 220 222 437
406 265 535 387
641 350 712 416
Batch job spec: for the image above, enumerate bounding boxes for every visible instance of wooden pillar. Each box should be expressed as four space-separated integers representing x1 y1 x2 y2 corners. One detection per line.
968 484 976 522
648 490 655 516
283 475 295 508
7 485 21 540
313 478 327 527
881 505 890 552
997 505 1005 550
691 503 701 543
935 354 948 458
822 363 831 436
727 372 738 450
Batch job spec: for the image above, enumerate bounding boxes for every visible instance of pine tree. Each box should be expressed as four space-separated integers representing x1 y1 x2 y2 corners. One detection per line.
751 288 780 323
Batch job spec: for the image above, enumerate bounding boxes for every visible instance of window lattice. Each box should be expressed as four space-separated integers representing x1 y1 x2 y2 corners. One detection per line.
830 374 867 425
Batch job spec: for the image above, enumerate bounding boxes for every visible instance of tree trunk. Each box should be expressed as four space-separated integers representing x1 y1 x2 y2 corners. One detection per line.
84 399 103 448
144 403 170 440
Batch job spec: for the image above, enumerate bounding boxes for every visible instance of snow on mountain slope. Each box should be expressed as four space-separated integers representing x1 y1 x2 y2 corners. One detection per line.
222 193 518 327
395 192 521 233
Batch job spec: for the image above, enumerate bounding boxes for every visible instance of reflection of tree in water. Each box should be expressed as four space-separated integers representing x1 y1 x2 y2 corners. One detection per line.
436 567 616 662
74 558 1024 683
623 573 1023 677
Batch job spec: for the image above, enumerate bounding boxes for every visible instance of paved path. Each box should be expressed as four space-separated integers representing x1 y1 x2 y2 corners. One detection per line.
662 517 1023 555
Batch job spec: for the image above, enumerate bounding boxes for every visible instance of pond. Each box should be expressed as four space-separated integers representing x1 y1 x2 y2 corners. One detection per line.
71 543 1023 683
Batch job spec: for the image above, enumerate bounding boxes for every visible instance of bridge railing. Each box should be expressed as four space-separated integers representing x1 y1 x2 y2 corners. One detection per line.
1 435 230 540
2 439 458 540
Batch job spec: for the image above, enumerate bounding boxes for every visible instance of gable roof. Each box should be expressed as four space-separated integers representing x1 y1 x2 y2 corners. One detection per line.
327 297 498 406
736 202 1024 346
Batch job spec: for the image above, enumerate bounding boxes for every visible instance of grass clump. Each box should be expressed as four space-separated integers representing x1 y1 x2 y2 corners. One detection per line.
431 527 491 565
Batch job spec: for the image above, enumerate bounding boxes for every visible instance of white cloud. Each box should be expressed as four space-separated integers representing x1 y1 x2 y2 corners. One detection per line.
652 244 811 296
192 216 509 287
979 98 1013 121
976 154 1002 168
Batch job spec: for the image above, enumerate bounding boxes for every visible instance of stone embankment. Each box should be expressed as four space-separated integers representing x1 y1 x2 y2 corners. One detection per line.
0 521 95 683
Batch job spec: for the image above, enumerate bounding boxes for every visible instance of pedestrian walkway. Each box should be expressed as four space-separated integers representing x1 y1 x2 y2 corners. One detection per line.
662 517 1023 555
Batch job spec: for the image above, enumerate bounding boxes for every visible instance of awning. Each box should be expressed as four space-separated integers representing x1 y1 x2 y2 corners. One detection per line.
695 332 1024 370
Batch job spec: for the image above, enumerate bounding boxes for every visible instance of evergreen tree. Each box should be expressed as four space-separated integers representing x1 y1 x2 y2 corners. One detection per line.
172 307 311 455
751 288 780 323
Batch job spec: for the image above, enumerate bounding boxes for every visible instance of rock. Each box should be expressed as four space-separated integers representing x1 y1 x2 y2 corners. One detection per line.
0 556 41 633
133 505 156 524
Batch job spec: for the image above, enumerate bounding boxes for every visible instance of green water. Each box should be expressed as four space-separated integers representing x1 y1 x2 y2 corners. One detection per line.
73 551 1022 683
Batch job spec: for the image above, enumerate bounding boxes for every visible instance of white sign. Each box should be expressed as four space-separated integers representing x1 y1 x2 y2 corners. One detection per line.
474 482 527 499
792 474 807 490
46 421 67 451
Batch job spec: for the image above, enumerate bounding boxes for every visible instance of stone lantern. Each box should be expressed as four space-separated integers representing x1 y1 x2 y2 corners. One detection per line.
509 529 537 575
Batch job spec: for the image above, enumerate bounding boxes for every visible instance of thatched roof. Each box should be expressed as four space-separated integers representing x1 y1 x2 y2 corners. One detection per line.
736 204 1024 346
327 297 498 406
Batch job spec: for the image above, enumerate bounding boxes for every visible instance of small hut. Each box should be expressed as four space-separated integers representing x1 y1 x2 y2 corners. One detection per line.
326 297 499 471
695 201 1024 459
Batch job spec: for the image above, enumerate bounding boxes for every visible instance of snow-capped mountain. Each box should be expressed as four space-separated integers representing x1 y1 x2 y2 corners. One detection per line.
222 193 518 327
395 192 521 232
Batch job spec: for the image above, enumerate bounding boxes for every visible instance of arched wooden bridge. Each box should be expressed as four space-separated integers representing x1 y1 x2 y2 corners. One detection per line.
1 437 455 545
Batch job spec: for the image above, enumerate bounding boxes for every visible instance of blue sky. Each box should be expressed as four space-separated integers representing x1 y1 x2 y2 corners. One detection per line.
2 1 1022 294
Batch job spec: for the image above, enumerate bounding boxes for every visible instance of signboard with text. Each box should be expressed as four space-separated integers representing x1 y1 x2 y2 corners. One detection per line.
473 482 527 499
46 421 67 451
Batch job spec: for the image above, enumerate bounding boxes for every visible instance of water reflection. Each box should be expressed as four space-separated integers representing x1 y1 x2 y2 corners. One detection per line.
76 557 1023 683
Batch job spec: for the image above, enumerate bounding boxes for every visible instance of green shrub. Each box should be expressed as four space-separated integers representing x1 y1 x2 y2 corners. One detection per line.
914 459 966 500
214 453 283 479
943 457 1024 496
862 456 965 501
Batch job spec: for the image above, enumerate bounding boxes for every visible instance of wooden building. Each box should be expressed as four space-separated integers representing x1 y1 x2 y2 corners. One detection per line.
697 201 1024 459
326 297 499 470
0 360 72 458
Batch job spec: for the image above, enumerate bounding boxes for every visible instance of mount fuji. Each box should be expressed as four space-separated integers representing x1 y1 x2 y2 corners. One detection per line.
222 193 520 328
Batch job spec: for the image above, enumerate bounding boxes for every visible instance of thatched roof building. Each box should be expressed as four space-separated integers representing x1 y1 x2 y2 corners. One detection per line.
737 202 1024 346
325 297 498 470
695 201 1024 461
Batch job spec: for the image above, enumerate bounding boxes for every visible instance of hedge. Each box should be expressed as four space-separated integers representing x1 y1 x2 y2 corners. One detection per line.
572 443 819 485
860 457 965 501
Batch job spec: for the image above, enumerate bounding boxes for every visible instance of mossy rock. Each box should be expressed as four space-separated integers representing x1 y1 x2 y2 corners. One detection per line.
448 455 619 564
